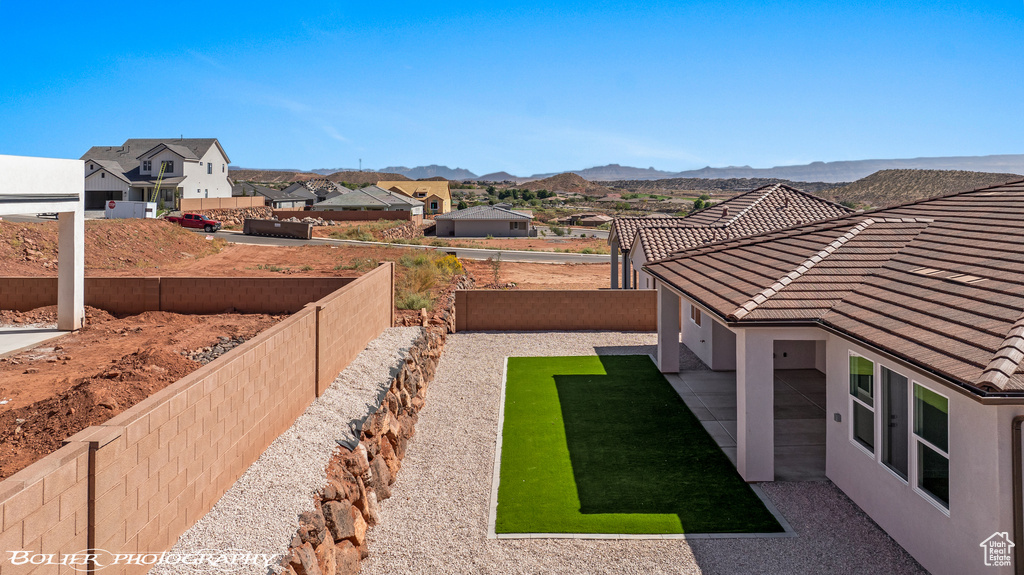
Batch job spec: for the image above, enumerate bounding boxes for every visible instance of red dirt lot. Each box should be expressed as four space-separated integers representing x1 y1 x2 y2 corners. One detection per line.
461 260 609 290
0 306 282 480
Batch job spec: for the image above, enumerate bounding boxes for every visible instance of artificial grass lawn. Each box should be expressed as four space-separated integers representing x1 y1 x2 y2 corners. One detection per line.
495 355 783 534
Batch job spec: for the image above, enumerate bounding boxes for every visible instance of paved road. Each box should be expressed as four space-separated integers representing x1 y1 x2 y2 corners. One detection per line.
211 230 609 264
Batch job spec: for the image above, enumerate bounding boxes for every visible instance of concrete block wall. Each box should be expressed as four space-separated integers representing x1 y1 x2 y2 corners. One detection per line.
0 443 89 575
179 197 263 212
316 263 394 393
274 210 412 222
455 289 657 332
0 277 354 316
0 267 395 574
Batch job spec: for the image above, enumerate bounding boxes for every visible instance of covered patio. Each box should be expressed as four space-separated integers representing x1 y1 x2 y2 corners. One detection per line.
663 368 826 481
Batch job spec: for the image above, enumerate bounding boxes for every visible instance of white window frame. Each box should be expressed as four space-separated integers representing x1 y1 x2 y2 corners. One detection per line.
142 160 151 172
912 381 951 514
848 352 876 457
207 163 213 174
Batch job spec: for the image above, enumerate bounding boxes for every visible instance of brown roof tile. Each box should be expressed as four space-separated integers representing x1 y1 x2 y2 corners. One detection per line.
644 178 1024 392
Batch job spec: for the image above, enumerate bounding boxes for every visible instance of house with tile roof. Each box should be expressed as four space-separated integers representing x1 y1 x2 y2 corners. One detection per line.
643 178 1024 575
80 139 231 210
377 180 451 215
434 205 532 237
310 185 423 219
607 184 853 289
233 182 316 209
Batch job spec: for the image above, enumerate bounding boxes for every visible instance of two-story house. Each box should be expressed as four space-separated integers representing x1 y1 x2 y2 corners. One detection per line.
80 138 231 209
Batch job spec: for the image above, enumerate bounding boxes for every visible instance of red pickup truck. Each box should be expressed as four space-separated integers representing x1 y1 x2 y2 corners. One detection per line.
165 213 222 232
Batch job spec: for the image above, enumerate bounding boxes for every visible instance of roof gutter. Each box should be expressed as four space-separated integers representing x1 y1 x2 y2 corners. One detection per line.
1014 415 1024 575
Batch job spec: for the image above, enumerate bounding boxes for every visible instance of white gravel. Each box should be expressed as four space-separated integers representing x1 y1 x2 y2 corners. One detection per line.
151 326 422 575
361 331 927 575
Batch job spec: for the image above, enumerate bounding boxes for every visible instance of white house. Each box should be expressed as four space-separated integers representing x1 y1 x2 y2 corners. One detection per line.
608 184 852 289
80 138 231 209
644 178 1024 575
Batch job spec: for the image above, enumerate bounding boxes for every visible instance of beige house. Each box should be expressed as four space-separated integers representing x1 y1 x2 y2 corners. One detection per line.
608 184 853 289
434 205 532 237
377 180 451 214
644 178 1024 575
81 139 231 210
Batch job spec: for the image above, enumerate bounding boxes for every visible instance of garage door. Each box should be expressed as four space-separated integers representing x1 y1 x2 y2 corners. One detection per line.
85 190 119 210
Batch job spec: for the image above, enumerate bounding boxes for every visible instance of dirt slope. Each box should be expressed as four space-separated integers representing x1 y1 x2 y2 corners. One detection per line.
821 169 1022 208
0 219 226 275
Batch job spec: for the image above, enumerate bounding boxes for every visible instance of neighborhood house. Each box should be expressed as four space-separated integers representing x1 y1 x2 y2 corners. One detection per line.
310 185 424 219
377 180 452 214
81 138 232 210
434 204 533 237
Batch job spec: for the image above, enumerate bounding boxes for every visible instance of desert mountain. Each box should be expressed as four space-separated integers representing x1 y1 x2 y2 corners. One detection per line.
520 173 612 196
604 177 843 195
476 171 520 182
820 169 1023 208
379 165 478 180
230 169 409 184
670 154 1024 183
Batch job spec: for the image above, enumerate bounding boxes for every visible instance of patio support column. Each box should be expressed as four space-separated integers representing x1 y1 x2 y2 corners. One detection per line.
624 253 632 289
736 329 774 481
57 208 84 331
610 248 619 289
657 284 680 373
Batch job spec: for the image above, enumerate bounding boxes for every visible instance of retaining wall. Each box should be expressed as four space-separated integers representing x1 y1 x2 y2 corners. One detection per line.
0 264 395 575
454 289 657 331
179 197 263 212
0 277 354 315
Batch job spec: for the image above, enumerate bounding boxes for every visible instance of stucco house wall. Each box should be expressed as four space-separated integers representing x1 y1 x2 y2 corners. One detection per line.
824 334 1019 575
680 299 736 371
437 219 530 237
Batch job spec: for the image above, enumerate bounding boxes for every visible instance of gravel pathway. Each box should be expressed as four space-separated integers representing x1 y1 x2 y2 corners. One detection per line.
152 326 422 575
361 331 926 575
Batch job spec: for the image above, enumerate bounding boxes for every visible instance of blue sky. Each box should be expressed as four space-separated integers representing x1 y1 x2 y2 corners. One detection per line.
0 1 1021 175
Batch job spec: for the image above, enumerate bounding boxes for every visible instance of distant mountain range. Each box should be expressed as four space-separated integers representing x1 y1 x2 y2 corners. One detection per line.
240 154 1024 184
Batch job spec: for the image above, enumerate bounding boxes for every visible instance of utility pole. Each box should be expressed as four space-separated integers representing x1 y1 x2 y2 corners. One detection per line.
359 158 362 171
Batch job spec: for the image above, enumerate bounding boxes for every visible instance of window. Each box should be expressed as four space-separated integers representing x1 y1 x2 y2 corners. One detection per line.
208 163 213 174
849 354 875 453
914 383 949 509
89 164 94 170
222 164 225 173
100 172 105 178
142 160 151 171
881 367 909 480
161 160 174 173
690 306 702 326
430 201 438 210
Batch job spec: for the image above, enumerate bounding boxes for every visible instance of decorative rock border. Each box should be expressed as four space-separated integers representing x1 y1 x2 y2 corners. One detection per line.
278 273 472 575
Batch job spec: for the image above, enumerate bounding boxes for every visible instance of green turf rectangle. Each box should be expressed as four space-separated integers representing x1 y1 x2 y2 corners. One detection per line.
495 355 783 534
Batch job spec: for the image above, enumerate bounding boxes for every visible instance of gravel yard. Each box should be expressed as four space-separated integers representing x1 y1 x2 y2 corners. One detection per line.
361 331 927 575
152 326 422 575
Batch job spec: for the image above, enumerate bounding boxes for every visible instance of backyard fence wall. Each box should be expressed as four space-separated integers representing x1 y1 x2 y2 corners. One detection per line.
179 197 263 212
455 289 657 332
0 264 395 575
0 277 355 316
274 210 417 223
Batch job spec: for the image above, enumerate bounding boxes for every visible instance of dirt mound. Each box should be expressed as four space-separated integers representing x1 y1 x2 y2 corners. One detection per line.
0 348 200 478
0 219 226 275
822 169 1021 208
521 173 612 196
0 309 281 479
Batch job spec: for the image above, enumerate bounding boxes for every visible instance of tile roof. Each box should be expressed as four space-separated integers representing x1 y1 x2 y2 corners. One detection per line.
313 185 423 208
610 184 853 253
634 226 733 261
235 182 316 202
435 205 532 220
378 180 451 202
644 178 1024 393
